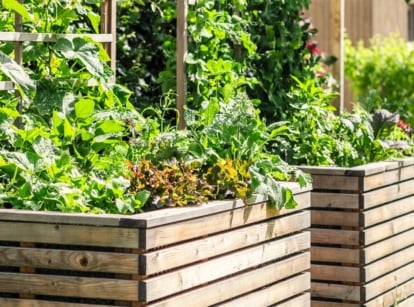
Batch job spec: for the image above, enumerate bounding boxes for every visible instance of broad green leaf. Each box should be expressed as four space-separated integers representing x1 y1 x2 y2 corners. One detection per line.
0 51 35 98
96 120 125 134
75 99 95 119
2 0 30 20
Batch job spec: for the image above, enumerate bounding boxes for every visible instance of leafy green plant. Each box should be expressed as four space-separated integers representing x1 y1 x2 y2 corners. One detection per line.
345 34 414 125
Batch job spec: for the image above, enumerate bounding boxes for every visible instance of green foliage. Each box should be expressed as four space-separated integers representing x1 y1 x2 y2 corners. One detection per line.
345 34 414 125
269 78 412 167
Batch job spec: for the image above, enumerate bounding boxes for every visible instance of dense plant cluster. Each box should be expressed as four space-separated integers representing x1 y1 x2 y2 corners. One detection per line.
345 34 414 126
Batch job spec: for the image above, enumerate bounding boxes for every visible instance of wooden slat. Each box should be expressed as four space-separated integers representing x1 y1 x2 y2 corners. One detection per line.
311 264 360 282
311 246 360 264
142 195 310 249
311 301 358 307
362 195 414 227
363 165 414 191
363 228 414 264
149 252 310 307
141 232 310 302
311 192 360 209
0 298 114 307
311 228 360 246
362 178 414 209
364 261 414 301
275 292 310 307
311 281 360 301
311 174 360 192
398 295 414 307
365 278 414 307
218 272 310 307
0 246 139 274
363 245 414 282
0 222 139 249
0 32 113 42
123 188 310 228
363 212 414 245
311 210 360 227
0 273 138 301
142 211 310 275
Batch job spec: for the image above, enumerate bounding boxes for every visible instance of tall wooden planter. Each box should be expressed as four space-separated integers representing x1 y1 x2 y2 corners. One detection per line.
0 183 311 306
301 158 414 306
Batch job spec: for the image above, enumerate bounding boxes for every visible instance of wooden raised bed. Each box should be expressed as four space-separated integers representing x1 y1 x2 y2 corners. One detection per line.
0 183 311 306
300 158 414 306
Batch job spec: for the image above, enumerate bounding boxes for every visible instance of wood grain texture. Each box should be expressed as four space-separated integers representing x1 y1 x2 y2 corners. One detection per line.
149 252 310 307
364 278 414 307
311 210 360 227
311 246 360 264
311 264 360 283
218 272 310 307
141 232 310 301
311 192 359 209
311 228 360 246
0 222 139 248
0 298 114 307
142 211 310 275
311 281 360 302
0 272 138 300
0 246 139 274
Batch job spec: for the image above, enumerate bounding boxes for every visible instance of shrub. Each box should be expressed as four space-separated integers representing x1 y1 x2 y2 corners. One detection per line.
345 34 414 125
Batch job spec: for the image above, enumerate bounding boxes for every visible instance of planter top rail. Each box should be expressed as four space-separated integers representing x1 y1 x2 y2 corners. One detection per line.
0 183 311 228
299 157 414 176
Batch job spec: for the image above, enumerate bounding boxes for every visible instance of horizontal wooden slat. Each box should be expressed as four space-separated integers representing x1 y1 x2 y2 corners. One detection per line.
311 228 360 246
311 192 360 209
149 252 310 307
311 210 360 227
363 228 414 263
363 245 414 281
219 272 310 307
311 246 360 264
124 189 311 229
0 222 139 249
311 264 360 282
311 300 358 307
365 278 414 307
362 178 414 209
364 261 414 301
0 32 113 42
142 194 310 249
141 232 310 302
311 174 360 192
362 195 414 227
142 211 310 275
0 273 138 301
276 292 310 307
0 298 114 307
0 246 138 274
398 295 414 307
311 281 360 301
363 212 414 245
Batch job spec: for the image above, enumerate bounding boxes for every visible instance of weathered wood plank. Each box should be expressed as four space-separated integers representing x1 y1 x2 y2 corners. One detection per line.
0 246 139 274
364 261 414 301
276 292 310 307
142 194 310 249
363 228 414 264
0 298 115 307
311 192 360 209
141 232 310 302
218 272 310 307
311 228 360 246
398 294 414 307
311 210 360 227
363 245 414 282
0 222 139 249
311 264 360 283
0 273 138 301
311 246 360 264
362 178 414 209
142 211 310 275
311 281 360 301
365 278 414 307
363 212 414 245
362 195 414 227
311 301 358 307
149 252 310 307
311 174 360 192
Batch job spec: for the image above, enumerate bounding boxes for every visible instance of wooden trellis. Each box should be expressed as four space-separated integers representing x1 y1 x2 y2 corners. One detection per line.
0 0 189 128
